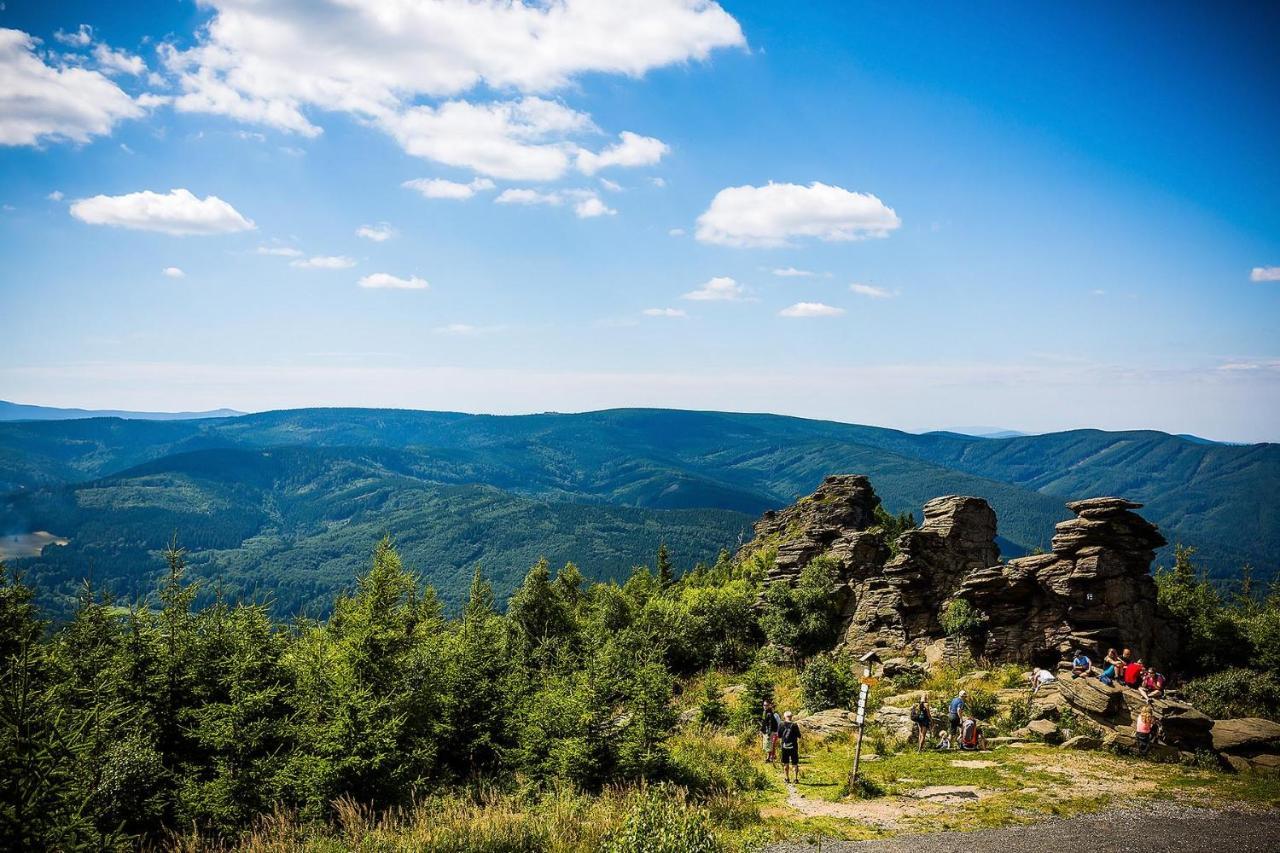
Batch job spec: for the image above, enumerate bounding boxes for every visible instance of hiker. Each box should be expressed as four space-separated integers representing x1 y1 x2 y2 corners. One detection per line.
1121 647 1134 667
1139 668 1166 700
1122 658 1145 689
778 711 802 783
1030 666 1056 694
960 713 984 751
948 690 967 748
1098 660 1118 686
910 692 933 752
1070 648 1092 677
760 700 780 762
1105 647 1125 673
1135 702 1157 756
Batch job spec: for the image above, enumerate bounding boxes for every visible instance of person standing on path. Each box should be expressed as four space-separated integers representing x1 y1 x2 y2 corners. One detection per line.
778 711 802 783
948 690 967 748
760 699 780 762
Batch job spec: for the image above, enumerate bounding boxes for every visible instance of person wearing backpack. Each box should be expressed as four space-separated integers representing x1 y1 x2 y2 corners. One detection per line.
1139 669 1166 701
910 692 933 752
778 711 802 783
960 713 982 751
759 699 781 762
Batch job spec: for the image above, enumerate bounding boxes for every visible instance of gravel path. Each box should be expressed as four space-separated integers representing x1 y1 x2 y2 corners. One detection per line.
765 803 1280 852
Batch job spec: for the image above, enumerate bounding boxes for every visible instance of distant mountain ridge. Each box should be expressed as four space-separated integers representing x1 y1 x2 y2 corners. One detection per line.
0 400 244 422
0 407 1273 619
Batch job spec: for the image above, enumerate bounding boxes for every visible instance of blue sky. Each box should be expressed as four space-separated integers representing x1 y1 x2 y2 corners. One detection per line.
1 1 1277 441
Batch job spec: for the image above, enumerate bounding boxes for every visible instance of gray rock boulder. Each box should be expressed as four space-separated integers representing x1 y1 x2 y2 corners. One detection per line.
1210 718 1280 754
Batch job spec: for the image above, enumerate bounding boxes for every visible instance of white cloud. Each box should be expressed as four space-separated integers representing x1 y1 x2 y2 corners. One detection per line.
1251 266 1280 282
495 187 613 218
850 283 894 299
92 44 145 76
159 2 741 176
668 227 685 237
402 176 495 200
291 255 356 269
433 323 504 335
0 28 146 146
53 25 93 47
1090 288 1107 297
574 195 615 218
355 223 397 242
780 301 844 318
70 188 254 235
576 131 668 174
382 97 591 180
46 190 64 201
772 267 814 277
496 188 562 206
651 177 667 188
359 272 429 290
696 181 901 248
256 244 302 257
643 307 687 318
683 276 744 301
599 178 623 192
162 266 185 278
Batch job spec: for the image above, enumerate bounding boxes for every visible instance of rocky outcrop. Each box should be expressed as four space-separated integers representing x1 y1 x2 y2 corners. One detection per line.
747 475 1178 668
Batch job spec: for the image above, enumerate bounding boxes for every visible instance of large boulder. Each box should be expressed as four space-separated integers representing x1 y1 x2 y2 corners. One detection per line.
744 476 1179 668
1210 718 1280 754
797 708 860 738
874 705 917 741
1060 735 1101 750
1058 677 1123 717
1027 719 1062 744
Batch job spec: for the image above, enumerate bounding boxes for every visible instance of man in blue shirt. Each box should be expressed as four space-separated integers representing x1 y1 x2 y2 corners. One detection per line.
1071 649 1092 677
947 690 967 748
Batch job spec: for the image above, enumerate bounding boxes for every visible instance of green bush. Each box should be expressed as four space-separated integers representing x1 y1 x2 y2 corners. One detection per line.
964 687 998 721
698 673 729 728
668 731 769 796
603 787 721 853
1185 668 1280 721
798 652 856 711
939 598 986 638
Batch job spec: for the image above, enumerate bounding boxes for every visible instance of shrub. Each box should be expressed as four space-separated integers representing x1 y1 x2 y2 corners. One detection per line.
841 774 885 799
798 652 856 711
668 731 769 796
732 661 775 731
1185 668 1280 721
603 786 721 853
998 696 1032 733
939 598 986 638
698 674 729 728
964 687 998 721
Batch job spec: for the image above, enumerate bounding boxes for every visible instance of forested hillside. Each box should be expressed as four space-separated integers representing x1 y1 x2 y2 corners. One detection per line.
1 408 1274 619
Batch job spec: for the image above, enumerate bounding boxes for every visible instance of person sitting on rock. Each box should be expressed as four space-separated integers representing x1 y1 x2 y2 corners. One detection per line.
1139 668 1166 700
1030 666 1056 694
1070 649 1092 677
1105 647 1125 673
1098 661 1118 686
1134 702 1157 756
910 692 933 752
1121 647 1134 667
1122 658 1145 689
948 690 967 748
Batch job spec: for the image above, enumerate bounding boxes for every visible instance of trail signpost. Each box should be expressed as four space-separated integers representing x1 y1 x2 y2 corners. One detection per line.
849 650 880 785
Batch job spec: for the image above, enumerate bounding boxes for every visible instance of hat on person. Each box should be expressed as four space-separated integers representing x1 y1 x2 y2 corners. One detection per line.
959 689 967 697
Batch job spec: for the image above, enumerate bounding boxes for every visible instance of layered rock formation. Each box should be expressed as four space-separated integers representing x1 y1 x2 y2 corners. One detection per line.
747 475 1177 667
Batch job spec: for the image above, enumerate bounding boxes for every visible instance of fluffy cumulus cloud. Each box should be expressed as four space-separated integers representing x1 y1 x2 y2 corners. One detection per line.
69 188 254 235
495 187 614 218
780 301 844 318
403 177 496 200
850 282 894 298
158 1 740 177
93 44 146 76
643 307 687 318
162 266 185 278
682 276 744 301
355 223 397 242
291 255 356 269
1251 266 1280 282
358 272 429 290
0 28 147 146
696 181 901 248
576 131 668 174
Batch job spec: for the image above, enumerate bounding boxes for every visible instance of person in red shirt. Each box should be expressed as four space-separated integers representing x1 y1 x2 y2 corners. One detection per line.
1123 659 1145 688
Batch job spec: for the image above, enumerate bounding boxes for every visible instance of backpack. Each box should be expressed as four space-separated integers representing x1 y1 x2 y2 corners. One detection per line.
961 719 978 748
910 704 927 724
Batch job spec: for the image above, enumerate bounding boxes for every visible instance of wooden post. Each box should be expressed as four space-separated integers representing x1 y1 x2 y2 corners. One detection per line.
849 665 871 785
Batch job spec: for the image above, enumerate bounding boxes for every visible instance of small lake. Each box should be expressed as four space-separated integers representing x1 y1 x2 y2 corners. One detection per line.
0 531 70 560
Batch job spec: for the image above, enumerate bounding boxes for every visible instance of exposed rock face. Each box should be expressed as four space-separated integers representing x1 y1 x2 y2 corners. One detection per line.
748 475 1177 668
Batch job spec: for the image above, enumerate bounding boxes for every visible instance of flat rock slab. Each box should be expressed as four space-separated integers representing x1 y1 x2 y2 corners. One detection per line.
908 785 983 801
